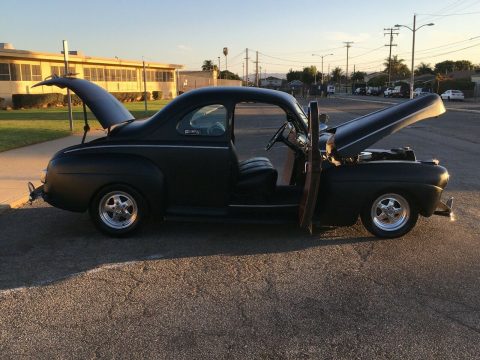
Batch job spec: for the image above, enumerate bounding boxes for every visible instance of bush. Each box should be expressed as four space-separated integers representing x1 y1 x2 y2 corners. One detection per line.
64 94 82 106
152 91 163 100
109 92 150 102
12 93 64 109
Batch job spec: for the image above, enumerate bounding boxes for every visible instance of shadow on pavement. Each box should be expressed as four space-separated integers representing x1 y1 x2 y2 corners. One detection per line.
0 204 380 291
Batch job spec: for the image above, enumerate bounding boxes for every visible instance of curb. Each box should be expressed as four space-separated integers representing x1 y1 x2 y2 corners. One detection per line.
0 194 31 214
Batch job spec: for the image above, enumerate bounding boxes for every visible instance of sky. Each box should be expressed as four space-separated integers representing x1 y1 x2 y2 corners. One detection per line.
2 0 480 77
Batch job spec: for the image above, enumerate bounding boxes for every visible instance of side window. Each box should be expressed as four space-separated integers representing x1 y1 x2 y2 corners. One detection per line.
176 104 227 136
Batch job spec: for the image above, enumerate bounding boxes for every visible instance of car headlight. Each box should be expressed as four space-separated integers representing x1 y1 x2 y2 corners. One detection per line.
40 169 47 184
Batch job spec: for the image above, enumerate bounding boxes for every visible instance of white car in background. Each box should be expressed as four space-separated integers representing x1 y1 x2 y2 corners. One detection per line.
441 90 464 101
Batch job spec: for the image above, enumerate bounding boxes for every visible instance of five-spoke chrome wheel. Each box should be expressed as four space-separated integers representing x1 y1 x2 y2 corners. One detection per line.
371 193 410 232
90 185 147 236
361 191 418 238
99 191 138 230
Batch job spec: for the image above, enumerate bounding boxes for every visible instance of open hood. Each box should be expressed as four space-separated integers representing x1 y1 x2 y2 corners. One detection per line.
330 94 446 158
33 77 135 129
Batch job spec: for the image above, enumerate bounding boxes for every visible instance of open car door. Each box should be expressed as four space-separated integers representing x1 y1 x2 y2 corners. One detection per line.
299 101 322 232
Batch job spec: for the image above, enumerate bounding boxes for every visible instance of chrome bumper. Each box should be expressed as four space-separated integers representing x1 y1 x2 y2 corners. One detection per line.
28 182 45 202
434 197 454 219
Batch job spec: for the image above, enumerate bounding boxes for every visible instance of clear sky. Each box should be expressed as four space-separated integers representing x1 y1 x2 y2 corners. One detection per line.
2 0 479 77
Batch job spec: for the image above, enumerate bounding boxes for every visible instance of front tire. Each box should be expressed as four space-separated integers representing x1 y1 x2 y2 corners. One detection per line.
90 184 147 236
361 192 418 238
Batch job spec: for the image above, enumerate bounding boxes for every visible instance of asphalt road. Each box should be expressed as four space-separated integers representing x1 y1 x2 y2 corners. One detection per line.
1 97 479 359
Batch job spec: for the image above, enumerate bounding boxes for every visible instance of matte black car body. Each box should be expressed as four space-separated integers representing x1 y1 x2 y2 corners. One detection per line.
31 78 452 237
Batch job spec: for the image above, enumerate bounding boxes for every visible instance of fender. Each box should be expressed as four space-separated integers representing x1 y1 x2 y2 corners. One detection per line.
315 161 449 226
44 153 165 213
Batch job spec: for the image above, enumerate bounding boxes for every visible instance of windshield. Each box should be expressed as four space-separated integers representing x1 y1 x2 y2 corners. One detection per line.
295 102 308 128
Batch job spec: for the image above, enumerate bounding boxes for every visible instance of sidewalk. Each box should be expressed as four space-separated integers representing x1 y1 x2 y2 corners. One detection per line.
0 132 103 213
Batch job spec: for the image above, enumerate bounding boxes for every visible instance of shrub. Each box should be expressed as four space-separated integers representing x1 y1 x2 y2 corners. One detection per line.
109 92 150 102
64 94 82 106
12 93 64 109
152 91 163 100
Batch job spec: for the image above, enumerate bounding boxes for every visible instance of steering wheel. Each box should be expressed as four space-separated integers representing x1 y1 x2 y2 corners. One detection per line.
265 122 288 151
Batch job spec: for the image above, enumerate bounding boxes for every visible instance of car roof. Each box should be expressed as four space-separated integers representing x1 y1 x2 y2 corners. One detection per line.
176 86 298 106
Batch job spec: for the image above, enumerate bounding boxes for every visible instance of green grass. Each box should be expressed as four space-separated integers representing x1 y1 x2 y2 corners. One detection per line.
0 100 170 152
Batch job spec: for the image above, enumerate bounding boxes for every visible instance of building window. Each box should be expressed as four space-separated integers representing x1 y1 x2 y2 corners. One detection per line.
31 65 42 81
0 63 10 81
97 68 105 81
51 65 75 76
10 64 20 81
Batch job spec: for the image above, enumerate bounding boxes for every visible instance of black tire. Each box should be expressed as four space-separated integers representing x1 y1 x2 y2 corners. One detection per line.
361 192 418 238
90 184 147 237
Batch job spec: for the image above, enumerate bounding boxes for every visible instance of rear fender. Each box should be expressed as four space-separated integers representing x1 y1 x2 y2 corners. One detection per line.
45 154 165 213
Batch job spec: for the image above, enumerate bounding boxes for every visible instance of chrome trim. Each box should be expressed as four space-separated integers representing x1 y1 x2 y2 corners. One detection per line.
229 204 298 208
65 144 230 153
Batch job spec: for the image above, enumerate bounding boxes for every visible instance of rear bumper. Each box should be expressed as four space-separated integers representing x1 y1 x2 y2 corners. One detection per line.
28 182 45 202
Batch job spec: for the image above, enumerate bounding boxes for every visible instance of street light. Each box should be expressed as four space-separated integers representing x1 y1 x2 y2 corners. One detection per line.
396 14 434 99
312 53 333 84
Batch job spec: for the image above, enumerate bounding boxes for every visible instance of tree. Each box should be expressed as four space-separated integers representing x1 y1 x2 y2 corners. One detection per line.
367 74 388 87
434 60 473 74
286 69 302 82
383 55 411 80
415 62 434 76
201 60 218 71
218 70 241 80
301 66 317 85
351 71 367 83
331 67 343 82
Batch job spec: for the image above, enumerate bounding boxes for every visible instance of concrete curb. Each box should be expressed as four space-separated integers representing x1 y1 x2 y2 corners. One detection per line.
0 195 31 214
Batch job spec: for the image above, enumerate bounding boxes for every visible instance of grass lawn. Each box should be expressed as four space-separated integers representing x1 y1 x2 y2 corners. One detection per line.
0 100 170 152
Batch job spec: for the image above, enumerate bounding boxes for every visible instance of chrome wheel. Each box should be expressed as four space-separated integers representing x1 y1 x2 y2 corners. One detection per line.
370 193 410 232
99 191 138 230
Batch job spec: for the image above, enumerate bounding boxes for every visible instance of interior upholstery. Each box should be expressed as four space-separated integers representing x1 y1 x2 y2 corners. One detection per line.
230 142 278 199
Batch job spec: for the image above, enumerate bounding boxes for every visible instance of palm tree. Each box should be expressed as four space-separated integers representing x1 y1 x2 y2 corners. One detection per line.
415 62 434 76
383 55 410 81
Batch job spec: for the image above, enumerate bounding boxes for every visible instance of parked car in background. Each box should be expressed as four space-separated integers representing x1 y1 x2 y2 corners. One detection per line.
327 84 335 95
413 88 431 97
354 87 366 95
367 87 381 96
391 85 410 98
384 87 394 97
441 90 464 101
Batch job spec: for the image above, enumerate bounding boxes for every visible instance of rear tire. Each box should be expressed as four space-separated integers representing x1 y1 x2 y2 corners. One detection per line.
90 184 147 237
361 192 418 238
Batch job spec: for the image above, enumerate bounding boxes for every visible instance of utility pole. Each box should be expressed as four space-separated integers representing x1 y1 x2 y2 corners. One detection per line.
255 51 259 87
142 59 147 113
343 41 353 93
384 27 399 86
242 62 245 86
259 66 262 86
245 48 249 86
62 40 73 132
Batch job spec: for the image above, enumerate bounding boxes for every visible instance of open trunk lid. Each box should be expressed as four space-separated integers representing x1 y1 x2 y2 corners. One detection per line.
33 77 135 129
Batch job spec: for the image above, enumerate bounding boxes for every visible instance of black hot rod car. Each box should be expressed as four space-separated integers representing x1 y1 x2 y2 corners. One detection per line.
30 77 453 237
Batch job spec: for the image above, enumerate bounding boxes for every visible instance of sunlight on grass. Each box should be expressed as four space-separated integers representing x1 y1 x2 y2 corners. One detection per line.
0 100 170 152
